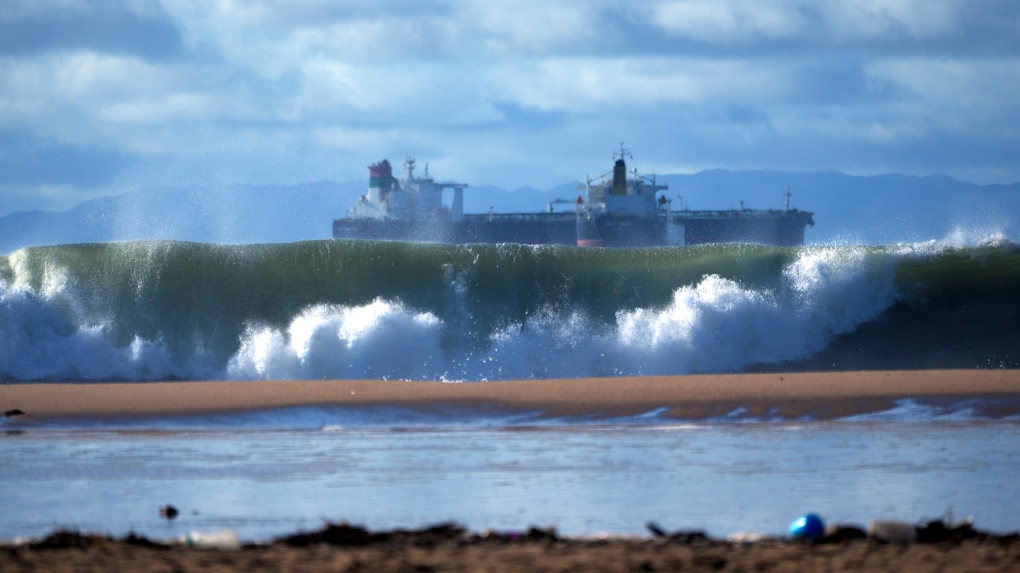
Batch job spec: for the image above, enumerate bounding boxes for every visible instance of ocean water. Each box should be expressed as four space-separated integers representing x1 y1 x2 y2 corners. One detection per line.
2 236 1018 541
2 405 1019 542
1 236 1018 381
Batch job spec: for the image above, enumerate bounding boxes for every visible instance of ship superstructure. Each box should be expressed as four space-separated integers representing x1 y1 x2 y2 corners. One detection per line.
350 157 468 221
573 144 674 246
333 146 814 247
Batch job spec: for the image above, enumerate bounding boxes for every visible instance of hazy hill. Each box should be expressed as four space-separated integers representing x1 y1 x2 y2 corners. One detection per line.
1 171 1017 253
0 181 361 254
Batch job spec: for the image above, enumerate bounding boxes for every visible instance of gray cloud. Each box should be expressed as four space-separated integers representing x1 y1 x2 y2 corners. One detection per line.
0 131 133 187
0 1 183 60
0 0 1018 216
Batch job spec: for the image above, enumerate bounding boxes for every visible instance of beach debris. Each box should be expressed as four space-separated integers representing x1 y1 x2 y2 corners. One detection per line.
280 522 467 548
476 527 560 543
868 520 917 544
646 521 668 538
915 518 984 543
30 530 108 549
159 505 178 520
727 532 773 544
5 520 1018 560
3 409 25 417
181 530 241 550
9 531 165 550
123 533 168 548
921 518 970 540
821 525 867 543
638 523 710 545
789 513 825 541
524 526 560 542
281 523 373 546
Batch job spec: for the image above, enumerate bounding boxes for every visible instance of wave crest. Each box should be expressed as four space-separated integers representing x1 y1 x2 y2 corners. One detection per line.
2 239 1016 381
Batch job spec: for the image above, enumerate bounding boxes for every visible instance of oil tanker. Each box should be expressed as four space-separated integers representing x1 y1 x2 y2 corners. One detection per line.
332 145 815 247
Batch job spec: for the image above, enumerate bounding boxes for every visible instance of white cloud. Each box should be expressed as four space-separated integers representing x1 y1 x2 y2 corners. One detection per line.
823 0 961 41
648 1 805 43
866 57 1020 134
2 0 1020 215
0 51 270 160
291 18 458 63
157 0 464 79
290 58 504 127
645 0 964 43
491 57 797 112
453 0 604 54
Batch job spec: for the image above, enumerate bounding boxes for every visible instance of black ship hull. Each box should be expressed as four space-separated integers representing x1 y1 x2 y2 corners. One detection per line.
674 210 815 247
333 210 814 247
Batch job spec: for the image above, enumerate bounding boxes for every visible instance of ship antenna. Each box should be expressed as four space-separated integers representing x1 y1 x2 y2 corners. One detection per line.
405 156 415 180
785 185 791 211
614 142 632 161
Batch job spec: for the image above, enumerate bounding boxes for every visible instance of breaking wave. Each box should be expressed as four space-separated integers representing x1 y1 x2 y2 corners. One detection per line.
1 237 1017 381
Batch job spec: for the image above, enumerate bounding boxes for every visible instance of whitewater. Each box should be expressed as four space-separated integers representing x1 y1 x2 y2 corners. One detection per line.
1 237 1017 382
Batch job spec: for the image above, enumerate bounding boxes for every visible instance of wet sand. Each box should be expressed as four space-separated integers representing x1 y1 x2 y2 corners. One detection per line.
4 370 1019 572
3 369 1019 421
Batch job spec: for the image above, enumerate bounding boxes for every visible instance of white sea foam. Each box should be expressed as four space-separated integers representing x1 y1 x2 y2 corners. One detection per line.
468 246 905 378
0 243 963 381
226 300 445 380
941 227 1013 249
224 246 908 380
0 282 191 380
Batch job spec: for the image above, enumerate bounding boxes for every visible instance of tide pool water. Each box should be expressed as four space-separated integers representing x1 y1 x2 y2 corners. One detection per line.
2 407 1018 542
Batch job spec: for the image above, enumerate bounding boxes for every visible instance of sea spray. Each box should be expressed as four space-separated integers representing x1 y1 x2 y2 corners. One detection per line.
472 246 904 378
227 300 445 380
1 239 1017 381
0 281 191 380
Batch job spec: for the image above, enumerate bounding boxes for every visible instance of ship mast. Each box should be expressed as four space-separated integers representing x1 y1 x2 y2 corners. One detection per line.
614 142 632 162
404 156 416 180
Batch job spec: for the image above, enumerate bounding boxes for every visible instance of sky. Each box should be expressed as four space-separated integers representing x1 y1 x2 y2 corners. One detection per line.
1 0 1019 216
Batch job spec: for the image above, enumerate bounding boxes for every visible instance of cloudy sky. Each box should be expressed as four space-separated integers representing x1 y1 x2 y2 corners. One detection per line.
1 0 1018 215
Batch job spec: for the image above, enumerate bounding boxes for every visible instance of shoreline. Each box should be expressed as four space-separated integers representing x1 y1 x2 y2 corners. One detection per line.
4 520 1018 573
3 369 1019 421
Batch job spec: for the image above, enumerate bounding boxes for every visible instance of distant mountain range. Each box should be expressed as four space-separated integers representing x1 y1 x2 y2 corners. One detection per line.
2 171 1018 253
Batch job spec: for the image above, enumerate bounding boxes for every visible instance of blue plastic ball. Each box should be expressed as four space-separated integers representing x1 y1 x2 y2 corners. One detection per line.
789 513 825 540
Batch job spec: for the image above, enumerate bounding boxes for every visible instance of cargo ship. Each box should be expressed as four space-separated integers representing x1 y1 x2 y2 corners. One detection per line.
332 145 815 247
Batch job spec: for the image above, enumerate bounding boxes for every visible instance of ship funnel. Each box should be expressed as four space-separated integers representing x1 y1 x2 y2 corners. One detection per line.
368 159 395 202
612 159 627 196
369 160 394 190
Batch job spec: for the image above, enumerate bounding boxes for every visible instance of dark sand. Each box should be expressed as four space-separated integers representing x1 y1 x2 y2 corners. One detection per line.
3 524 1019 573
3 370 1019 421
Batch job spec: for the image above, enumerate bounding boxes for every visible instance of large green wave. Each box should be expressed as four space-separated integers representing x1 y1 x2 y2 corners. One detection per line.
1 239 1017 380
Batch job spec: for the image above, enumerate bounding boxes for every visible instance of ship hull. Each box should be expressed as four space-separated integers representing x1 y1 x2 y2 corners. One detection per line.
676 210 814 247
334 210 813 247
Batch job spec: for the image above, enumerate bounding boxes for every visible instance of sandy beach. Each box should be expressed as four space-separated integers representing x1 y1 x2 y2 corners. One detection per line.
4 369 1019 573
3 369 1019 421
